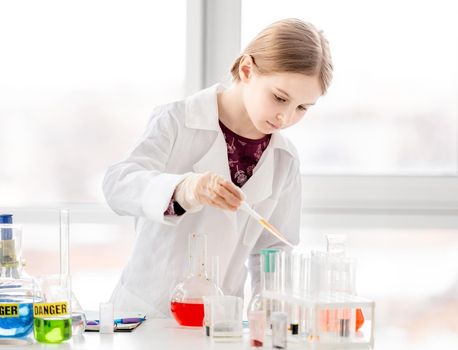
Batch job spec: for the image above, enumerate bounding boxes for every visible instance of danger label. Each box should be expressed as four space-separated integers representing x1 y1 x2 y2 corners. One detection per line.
34 302 68 317
0 303 19 317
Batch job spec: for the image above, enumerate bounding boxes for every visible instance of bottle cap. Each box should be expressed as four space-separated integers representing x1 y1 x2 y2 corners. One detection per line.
260 248 280 273
0 214 13 224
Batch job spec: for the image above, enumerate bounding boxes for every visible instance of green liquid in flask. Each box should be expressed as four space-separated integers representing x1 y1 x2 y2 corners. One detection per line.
33 318 72 343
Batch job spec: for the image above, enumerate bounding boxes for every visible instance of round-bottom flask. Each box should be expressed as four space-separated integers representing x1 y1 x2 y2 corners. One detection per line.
170 233 222 327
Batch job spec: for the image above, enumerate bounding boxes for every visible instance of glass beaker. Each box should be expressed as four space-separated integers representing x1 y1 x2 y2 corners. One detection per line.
206 295 243 339
0 278 35 344
33 274 72 343
170 233 222 327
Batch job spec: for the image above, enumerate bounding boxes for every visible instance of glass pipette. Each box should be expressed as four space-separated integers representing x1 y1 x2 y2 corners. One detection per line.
240 201 294 248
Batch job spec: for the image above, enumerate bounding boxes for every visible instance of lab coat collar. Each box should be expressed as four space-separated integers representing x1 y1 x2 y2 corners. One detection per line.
185 84 222 131
185 83 296 157
189 84 297 208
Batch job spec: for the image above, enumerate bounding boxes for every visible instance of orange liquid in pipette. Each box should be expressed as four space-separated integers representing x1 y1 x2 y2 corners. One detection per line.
259 219 294 247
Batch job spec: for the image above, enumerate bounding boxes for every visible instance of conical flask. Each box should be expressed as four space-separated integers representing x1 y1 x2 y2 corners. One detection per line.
170 233 222 327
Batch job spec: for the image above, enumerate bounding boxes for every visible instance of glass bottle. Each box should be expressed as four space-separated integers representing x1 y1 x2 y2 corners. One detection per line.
170 233 222 327
0 215 35 344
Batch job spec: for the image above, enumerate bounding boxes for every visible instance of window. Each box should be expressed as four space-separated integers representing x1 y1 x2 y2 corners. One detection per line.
0 1 186 310
0 1 186 204
242 0 458 175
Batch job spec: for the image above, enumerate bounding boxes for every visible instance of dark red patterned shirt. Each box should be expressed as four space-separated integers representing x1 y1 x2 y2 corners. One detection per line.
219 120 271 187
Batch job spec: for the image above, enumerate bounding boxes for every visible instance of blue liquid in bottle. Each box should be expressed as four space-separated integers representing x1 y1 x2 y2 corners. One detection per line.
0 298 34 338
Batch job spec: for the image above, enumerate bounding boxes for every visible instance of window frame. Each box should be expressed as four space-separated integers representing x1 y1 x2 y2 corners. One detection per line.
191 0 458 224
5 1 458 227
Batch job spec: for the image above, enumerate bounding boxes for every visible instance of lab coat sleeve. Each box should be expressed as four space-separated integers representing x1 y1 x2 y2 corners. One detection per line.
103 106 187 225
248 159 302 298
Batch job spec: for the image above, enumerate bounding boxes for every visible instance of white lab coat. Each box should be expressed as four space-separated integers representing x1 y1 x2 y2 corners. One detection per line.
103 84 301 318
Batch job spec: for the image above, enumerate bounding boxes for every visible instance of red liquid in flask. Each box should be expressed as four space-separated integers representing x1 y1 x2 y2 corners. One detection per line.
170 301 204 326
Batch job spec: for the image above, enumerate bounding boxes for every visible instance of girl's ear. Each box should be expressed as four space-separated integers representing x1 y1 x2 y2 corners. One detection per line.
238 54 254 82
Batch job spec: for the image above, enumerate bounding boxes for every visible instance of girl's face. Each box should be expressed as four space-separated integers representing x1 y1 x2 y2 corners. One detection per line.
240 59 323 136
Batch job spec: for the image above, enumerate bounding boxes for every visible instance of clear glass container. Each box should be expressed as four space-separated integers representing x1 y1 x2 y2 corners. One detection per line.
0 278 35 345
0 220 23 279
248 310 265 347
206 295 243 340
33 274 72 343
59 209 87 336
170 233 222 327
257 248 282 328
271 311 287 349
0 220 37 345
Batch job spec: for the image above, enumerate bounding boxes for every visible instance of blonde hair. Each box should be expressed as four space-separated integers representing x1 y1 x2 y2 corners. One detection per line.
231 18 333 95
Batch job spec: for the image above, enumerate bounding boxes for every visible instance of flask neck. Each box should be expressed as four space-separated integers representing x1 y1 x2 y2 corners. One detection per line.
188 234 208 279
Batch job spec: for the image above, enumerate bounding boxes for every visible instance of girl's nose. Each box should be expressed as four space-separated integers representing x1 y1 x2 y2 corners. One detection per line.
276 109 293 126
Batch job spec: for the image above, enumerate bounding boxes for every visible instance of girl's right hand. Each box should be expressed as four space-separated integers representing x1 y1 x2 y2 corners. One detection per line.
175 172 244 212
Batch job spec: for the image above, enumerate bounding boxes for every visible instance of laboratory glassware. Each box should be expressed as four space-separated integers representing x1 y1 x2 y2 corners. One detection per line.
0 278 35 344
0 216 23 279
33 274 72 343
259 235 375 349
248 310 265 347
261 248 282 327
272 311 288 349
240 202 293 247
203 255 221 336
59 209 87 336
283 251 303 335
99 302 114 334
0 218 37 344
170 233 222 327
205 295 242 339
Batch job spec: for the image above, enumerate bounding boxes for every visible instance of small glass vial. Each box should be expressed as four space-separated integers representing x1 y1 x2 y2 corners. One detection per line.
272 312 287 349
99 302 114 334
248 310 265 347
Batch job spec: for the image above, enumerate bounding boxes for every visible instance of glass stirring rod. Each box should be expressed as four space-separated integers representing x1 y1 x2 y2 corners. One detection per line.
240 201 294 248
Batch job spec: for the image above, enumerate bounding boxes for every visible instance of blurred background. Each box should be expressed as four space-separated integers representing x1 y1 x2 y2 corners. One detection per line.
0 1 457 349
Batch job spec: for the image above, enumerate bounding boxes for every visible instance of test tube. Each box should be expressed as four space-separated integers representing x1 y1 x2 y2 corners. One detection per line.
204 256 220 336
260 248 281 328
249 310 265 347
284 252 302 335
272 312 287 349
99 302 114 334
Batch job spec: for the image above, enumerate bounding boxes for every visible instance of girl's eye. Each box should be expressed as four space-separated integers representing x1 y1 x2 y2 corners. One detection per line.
274 94 286 103
298 105 307 112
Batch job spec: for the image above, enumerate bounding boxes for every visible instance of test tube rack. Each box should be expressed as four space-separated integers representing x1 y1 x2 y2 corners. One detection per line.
259 236 375 349
262 290 375 349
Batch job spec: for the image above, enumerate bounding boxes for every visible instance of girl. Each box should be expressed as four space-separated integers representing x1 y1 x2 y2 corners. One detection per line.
103 18 333 317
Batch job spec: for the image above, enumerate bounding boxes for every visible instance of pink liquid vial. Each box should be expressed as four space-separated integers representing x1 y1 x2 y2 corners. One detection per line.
249 310 265 347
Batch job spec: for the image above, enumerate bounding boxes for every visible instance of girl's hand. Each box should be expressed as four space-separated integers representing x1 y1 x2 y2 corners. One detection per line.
175 172 244 212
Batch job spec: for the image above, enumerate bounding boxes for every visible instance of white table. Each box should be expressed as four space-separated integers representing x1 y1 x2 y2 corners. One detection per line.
5 319 257 350
4 319 370 349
